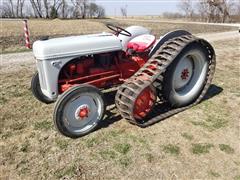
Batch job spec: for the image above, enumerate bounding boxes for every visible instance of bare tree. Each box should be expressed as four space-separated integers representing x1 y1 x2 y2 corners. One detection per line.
16 0 20 17
60 0 68 18
197 0 210 21
50 0 63 18
0 0 104 19
25 4 35 18
66 5 75 18
19 0 25 17
0 7 3 18
197 0 235 23
43 0 50 18
53 0 63 11
96 5 105 18
71 0 89 19
0 1 13 17
221 0 235 22
208 0 229 22
178 0 194 18
9 0 15 17
237 3 240 16
30 0 43 18
0 3 12 18
0 0 25 18
88 2 98 18
120 5 127 17
81 2 105 18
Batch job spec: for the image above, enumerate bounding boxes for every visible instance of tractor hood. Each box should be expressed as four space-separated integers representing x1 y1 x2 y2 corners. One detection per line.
33 32 122 60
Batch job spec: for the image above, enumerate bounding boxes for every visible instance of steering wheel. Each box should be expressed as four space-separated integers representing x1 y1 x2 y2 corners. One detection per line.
106 24 132 37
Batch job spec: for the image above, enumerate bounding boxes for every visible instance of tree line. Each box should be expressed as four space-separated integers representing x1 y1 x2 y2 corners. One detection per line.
1 0 240 22
177 0 240 23
0 0 105 19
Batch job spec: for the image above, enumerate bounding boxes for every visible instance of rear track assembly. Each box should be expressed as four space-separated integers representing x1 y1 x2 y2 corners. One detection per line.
115 35 216 127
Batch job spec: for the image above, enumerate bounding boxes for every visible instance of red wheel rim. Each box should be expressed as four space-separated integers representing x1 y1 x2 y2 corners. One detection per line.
133 86 156 119
181 68 190 80
78 106 89 119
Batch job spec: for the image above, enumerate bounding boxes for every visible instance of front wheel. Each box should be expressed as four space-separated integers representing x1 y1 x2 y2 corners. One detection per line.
53 85 105 138
31 72 54 104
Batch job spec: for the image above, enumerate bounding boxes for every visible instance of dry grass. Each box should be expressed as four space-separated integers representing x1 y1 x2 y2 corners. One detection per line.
99 19 237 36
0 22 240 179
1 18 237 53
1 19 107 53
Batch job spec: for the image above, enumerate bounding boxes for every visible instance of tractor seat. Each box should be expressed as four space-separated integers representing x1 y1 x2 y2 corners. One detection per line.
127 34 156 53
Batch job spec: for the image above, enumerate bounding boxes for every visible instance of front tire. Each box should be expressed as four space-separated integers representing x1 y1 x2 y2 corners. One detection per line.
53 85 105 138
31 72 54 104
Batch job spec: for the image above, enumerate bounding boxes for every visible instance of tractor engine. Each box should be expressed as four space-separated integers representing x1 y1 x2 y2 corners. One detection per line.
59 53 112 91
58 51 144 93
58 51 150 93
71 54 114 76
57 33 157 94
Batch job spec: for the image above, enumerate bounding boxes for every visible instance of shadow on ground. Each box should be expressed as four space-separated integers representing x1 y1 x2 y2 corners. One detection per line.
97 84 223 130
202 84 223 101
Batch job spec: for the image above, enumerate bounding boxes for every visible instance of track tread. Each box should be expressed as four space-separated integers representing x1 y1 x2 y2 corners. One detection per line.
115 35 216 127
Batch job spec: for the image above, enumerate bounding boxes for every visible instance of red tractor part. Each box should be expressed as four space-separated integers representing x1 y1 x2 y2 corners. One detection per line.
78 106 90 119
181 68 190 80
127 34 156 53
133 86 157 119
58 52 149 93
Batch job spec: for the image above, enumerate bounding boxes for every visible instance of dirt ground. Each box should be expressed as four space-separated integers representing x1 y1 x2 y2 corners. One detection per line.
0 20 240 179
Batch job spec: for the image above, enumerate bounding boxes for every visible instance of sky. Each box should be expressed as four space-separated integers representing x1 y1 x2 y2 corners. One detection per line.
95 0 182 16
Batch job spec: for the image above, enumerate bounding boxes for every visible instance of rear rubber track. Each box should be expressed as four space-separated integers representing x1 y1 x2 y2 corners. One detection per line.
115 35 216 127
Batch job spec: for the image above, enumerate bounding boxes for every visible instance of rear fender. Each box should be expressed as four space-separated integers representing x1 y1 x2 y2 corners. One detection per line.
149 30 192 57
118 26 150 51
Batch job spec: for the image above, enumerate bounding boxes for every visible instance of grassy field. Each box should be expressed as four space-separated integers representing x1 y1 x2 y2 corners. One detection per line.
0 18 237 53
0 19 240 179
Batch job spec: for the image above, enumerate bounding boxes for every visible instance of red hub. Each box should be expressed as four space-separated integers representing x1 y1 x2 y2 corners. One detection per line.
181 68 189 80
133 86 157 119
78 107 89 119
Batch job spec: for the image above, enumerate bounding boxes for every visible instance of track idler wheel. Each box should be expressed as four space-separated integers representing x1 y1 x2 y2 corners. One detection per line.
133 86 157 120
115 79 158 125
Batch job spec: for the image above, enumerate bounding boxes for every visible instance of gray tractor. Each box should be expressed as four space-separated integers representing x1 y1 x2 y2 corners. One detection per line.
31 24 216 138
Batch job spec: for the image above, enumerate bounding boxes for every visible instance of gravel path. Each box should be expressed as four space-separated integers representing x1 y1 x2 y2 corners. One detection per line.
197 30 239 42
0 30 239 71
114 18 240 28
